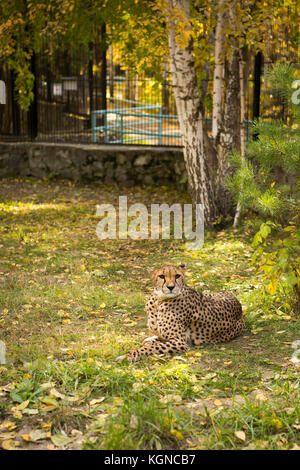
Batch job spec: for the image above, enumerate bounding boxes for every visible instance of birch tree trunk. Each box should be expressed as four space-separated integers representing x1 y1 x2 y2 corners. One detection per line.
216 43 251 218
212 0 226 140
166 0 217 226
233 57 246 227
215 46 240 216
214 0 251 219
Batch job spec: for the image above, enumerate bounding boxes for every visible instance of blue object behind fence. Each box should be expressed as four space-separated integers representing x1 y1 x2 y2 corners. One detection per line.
91 104 181 145
91 104 252 145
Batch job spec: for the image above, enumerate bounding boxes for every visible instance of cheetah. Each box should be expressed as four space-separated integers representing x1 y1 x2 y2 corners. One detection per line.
127 263 245 362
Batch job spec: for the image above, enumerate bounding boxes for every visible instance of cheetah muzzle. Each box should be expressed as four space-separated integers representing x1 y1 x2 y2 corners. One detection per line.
125 263 245 362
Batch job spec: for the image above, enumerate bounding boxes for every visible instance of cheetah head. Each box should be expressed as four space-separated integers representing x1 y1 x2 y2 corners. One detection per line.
152 263 186 299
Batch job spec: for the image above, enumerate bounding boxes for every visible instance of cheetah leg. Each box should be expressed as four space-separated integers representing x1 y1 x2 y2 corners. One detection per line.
128 337 189 362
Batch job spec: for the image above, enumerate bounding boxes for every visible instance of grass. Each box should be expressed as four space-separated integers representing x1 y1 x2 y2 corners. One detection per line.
0 177 299 451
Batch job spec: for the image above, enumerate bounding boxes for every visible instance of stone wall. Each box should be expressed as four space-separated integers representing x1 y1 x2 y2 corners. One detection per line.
0 142 186 188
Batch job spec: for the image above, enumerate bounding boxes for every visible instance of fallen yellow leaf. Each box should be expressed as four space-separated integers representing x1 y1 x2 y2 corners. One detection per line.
12 410 22 419
90 397 105 406
15 399 30 411
41 396 58 407
0 432 17 439
171 429 184 439
1 439 15 450
40 421 52 430
214 399 223 407
0 421 17 431
271 418 283 429
50 388 66 400
235 430 246 441
40 382 56 389
291 443 300 450
255 392 267 401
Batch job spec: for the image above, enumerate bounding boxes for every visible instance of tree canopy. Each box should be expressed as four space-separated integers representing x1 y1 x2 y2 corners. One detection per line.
1 0 298 108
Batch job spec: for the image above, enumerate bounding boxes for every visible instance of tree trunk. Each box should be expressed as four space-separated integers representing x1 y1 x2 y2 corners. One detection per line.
215 46 240 217
213 0 252 220
28 51 38 140
132 74 139 102
88 42 94 123
125 69 130 101
239 60 246 159
199 30 215 117
252 51 262 140
94 24 107 112
212 0 226 140
166 0 217 226
99 23 107 111
233 56 246 227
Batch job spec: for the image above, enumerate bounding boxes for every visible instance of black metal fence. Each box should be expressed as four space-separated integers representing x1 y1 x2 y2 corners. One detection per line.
0 71 183 145
0 73 254 146
0 51 295 146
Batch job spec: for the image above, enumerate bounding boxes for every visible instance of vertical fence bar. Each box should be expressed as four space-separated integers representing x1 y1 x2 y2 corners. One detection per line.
104 111 108 143
120 113 124 144
158 105 163 146
91 111 96 143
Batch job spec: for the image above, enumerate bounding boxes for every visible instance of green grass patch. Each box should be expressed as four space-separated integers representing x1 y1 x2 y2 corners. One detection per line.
0 178 299 450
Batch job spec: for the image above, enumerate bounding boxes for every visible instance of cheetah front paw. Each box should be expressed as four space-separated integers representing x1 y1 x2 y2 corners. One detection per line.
115 354 127 362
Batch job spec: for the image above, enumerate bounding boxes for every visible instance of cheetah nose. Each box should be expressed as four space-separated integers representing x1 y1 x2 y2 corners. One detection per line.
167 285 175 291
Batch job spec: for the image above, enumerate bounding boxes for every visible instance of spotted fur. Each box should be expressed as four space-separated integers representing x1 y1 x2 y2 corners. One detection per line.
128 264 245 362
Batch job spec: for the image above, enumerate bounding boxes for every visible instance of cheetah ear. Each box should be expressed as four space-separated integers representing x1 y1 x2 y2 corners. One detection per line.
150 269 159 282
177 263 186 272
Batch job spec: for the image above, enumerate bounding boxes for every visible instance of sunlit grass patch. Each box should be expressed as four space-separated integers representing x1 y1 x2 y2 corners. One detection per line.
199 384 300 450
85 394 190 450
0 201 69 214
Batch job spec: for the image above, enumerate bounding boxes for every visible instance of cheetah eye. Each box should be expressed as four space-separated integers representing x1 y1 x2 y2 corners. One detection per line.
158 274 165 280
175 274 181 280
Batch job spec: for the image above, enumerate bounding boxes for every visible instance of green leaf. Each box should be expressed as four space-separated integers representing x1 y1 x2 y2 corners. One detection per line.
50 434 74 447
260 223 272 239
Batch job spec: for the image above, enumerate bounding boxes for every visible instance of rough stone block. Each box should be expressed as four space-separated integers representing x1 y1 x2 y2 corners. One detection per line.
134 154 152 166
0 142 185 188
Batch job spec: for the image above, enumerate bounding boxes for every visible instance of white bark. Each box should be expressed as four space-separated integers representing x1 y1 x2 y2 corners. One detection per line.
233 57 246 228
212 0 226 140
166 0 216 225
215 46 240 216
